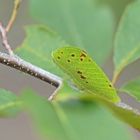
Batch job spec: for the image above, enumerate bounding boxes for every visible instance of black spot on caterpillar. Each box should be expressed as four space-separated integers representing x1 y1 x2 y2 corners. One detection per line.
77 70 82 74
80 75 86 79
71 54 75 57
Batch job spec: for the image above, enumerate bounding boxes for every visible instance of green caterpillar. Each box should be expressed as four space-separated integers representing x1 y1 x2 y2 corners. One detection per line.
52 47 120 103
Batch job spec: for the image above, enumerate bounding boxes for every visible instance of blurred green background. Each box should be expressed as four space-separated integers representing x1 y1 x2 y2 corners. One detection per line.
0 0 140 140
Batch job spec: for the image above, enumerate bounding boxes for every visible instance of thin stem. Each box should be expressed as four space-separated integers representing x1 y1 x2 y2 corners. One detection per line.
112 70 122 86
0 0 62 100
0 22 14 55
112 73 119 85
6 0 22 32
0 100 22 112
0 52 63 99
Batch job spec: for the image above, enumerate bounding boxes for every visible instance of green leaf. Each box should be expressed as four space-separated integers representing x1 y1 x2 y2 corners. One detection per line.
22 90 134 140
55 83 140 132
29 0 115 64
96 0 132 19
79 95 140 132
121 78 140 101
114 0 140 78
108 101 140 132
15 25 67 77
52 47 120 103
56 83 140 131
0 89 21 117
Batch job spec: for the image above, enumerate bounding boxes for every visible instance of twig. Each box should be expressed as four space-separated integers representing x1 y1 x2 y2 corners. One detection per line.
0 52 63 100
6 0 22 32
112 69 122 86
0 22 14 55
112 72 119 85
0 0 21 54
0 22 62 100
0 0 63 100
